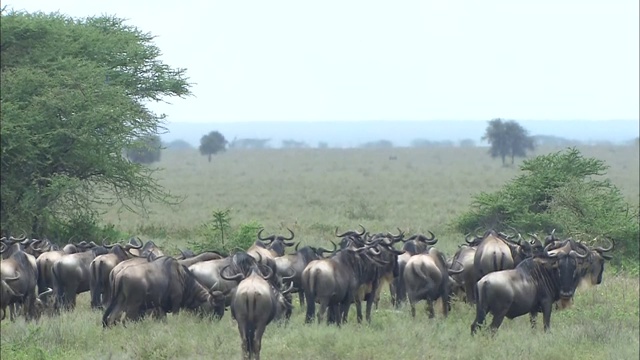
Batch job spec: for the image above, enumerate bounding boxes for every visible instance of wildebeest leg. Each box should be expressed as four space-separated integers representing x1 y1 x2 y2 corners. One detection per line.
354 298 364 324
253 325 266 360
237 322 250 360
489 308 507 333
365 295 374 324
317 300 329 325
529 311 537 329
426 300 435 319
298 291 305 307
9 303 17 322
541 301 553 332
304 292 315 324
329 303 341 327
409 298 417 318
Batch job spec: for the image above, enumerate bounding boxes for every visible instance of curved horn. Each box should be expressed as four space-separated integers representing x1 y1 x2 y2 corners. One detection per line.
356 224 366 236
594 237 614 253
550 228 556 236
38 287 54 299
424 231 438 245
424 230 435 241
219 265 245 282
281 281 295 295
283 228 295 241
0 242 7 254
257 229 275 243
260 265 274 281
474 226 484 238
282 268 296 281
543 242 559 258
569 249 588 259
294 242 300 252
528 233 541 246
3 272 20 282
448 260 465 275
402 234 418 243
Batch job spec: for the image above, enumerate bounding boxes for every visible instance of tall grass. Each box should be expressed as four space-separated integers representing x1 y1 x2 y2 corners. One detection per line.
2 144 638 359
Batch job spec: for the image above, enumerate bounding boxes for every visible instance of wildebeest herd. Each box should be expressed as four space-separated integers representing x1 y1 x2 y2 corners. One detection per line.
1 226 614 360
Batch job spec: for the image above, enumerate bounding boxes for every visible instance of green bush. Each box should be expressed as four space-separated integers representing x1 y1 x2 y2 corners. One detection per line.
188 209 262 254
48 213 128 245
452 147 639 266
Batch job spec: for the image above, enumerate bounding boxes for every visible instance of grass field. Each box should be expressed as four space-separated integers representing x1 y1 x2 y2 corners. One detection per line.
2 144 639 359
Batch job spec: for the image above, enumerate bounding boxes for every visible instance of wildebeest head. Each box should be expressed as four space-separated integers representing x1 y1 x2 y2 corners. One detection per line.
336 225 367 249
542 241 589 299
255 228 296 256
582 237 614 285
402 231 437 254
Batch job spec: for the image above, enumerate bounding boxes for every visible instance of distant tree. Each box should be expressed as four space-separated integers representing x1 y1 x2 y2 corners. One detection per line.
482 118 535 165
459 139 476 147
411 138 433 148
126 135 162 164
199 131 227 162
165 139 193 150
317 141 329 149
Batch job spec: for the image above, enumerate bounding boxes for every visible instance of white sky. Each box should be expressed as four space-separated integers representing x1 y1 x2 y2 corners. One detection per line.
5 1 639 123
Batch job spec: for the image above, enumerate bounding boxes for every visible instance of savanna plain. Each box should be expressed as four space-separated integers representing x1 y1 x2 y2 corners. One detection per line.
1 144 639 360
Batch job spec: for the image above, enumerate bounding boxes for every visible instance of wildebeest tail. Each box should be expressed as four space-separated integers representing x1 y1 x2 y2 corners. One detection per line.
89 261 102 308
51 263 65 309
36 260 47 295
244 321 256 356
473 281 488 326
102 272 123 327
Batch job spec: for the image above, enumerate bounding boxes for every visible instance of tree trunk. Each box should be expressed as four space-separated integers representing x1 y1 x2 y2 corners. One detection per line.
208 153 212 163
511 154 515 164
501 154 506 165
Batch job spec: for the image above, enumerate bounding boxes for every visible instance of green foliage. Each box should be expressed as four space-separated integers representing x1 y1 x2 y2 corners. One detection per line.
188 208 261 254
482 118 535 165
126 134 162 164
199 131 227 162
0 9 190 236
453 147 639 263
47 212 128 244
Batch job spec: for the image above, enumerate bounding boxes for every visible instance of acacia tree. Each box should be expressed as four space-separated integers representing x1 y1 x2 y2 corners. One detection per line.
126 135 163 164
0 9 191 236
482 118 535 165
199 131 227 162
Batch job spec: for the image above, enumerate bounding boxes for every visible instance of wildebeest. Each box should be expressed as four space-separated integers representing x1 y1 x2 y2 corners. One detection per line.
393 231 439 308
361 229 405 310
247 228 296 265
89 239 144 309
301 240 387 325
467 228 531 300
448 242 477 304
403 246 464 318
221 261 296 360
0 240 40 321
274 242 332 306
102 255 229 327
470 242 589 334
52 242 110 311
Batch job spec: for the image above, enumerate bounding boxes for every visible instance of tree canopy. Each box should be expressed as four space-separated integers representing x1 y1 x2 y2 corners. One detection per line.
125 134 162 164
199 131 227 162
453 147 638 265
0 9 191 237
482 118 535 165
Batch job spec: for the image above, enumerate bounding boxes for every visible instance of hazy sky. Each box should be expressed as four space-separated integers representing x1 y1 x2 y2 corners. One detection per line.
5 1 639 123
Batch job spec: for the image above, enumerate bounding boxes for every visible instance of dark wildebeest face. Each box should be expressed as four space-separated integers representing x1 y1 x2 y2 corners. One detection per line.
543 243 589 299
584 237 614 285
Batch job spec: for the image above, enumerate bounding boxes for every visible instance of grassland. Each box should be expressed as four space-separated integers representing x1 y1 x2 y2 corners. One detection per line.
2 144 638 359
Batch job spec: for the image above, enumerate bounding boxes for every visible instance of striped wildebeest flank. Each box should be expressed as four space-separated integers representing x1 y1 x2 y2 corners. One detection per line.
403 246 464 318
102 255 229 328
393 231 439 308
470 241 589 335
220 259 296 360
274 242 334 306
247 228 296 265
